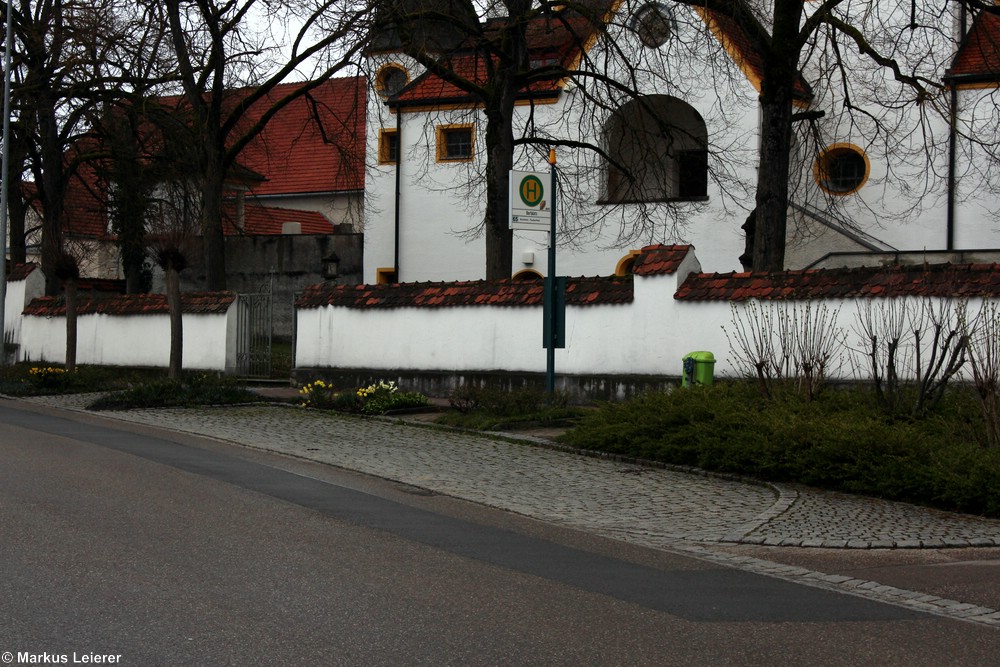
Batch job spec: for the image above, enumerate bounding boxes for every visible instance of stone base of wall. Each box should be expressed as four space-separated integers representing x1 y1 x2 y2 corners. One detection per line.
292 367 681 403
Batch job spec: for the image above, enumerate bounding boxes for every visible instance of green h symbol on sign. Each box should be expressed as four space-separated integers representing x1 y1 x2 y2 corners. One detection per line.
520 175 544 207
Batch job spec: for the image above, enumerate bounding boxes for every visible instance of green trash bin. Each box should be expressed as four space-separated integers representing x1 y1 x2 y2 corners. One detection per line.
681 351 716 387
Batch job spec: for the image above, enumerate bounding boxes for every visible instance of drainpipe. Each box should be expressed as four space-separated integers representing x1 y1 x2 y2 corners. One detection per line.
947 85 957 251
393 108 402 281
946 4 968 252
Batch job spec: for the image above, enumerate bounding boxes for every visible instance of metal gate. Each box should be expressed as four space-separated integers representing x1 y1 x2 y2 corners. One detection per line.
235 287 272 378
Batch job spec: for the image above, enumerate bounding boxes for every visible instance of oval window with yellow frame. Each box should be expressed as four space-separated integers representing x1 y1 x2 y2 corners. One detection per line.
814 143 870 195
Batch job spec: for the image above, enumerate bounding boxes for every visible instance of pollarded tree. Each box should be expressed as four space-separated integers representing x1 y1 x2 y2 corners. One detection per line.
146 178 201 380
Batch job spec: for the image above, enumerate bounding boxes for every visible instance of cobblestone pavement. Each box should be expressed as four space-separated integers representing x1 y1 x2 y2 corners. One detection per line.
19 394 1000 627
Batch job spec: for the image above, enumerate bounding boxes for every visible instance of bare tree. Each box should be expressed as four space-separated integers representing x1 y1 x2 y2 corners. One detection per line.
147 179 200 380
5 0 168 293
672 0 1000 271
159 0 371 290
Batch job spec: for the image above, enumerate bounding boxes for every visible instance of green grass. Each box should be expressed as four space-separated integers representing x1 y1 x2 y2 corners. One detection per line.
559 382 1000 517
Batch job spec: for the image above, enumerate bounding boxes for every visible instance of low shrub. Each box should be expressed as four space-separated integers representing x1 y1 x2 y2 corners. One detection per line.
88 376 258 410
0 364 166 396
439 385 583 430
28 366 72 391
559 382 1000 517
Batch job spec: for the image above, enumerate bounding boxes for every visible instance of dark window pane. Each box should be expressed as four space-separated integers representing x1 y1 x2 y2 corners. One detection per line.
821 149 867 193
677 150 708 198
444 128 472 159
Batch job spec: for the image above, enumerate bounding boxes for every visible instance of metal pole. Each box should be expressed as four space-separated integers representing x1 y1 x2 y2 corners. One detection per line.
546 149 556 394
0 0 14 366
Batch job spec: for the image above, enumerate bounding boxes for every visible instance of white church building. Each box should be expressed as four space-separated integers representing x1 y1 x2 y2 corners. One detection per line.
359 0 1000 284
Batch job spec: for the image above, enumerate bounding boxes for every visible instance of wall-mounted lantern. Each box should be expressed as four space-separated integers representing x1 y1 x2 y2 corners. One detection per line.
322 251 341 281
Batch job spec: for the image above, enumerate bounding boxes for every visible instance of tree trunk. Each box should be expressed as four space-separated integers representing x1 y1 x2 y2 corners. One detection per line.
166 265 183 380
64 277 77 373
201 166 227 290
481 13 526 281
752 94 794 272
751 0 803 273
39 110 66 296
7 195 28 265
484 107 515 280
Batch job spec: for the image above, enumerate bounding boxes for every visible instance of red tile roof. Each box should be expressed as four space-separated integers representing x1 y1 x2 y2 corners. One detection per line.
59 77 364 240
674 263 1000 301
296 275 633 310
393 16 596 106
948 10 1000 81
222 202 335 235
702 9 812 102
23 291 237 317
235 77 367 195
629 244 693 275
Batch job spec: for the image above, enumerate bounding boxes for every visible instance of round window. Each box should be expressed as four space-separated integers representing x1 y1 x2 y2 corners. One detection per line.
376 65 408 97
814 144 869 195
631 4 674 49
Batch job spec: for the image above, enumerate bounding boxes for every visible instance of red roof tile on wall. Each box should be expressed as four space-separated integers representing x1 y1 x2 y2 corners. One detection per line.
296 275 633 310
674 263 1000 301
23 292 237 317
629 244 693 275
7 263 37 282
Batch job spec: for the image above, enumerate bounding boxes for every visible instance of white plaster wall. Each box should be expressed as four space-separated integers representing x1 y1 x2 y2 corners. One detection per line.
19 310 232 370
5 269 43 352
4 279 27 345
295 272 733 377
296 268 988 382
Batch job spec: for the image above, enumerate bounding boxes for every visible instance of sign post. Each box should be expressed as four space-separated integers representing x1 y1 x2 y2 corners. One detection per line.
510 156 563 396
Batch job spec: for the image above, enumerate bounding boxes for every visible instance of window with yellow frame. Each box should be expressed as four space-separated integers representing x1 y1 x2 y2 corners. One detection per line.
375 64 408 98
436 124 475 162
814 143 870 195
378 129 399 165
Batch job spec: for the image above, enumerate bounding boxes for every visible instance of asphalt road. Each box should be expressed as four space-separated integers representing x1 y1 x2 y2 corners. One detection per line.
1 400 997 666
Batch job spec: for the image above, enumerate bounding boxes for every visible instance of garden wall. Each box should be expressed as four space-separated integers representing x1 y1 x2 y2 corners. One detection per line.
294 245 1000 396
18 292 238 371
4 264 45 363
